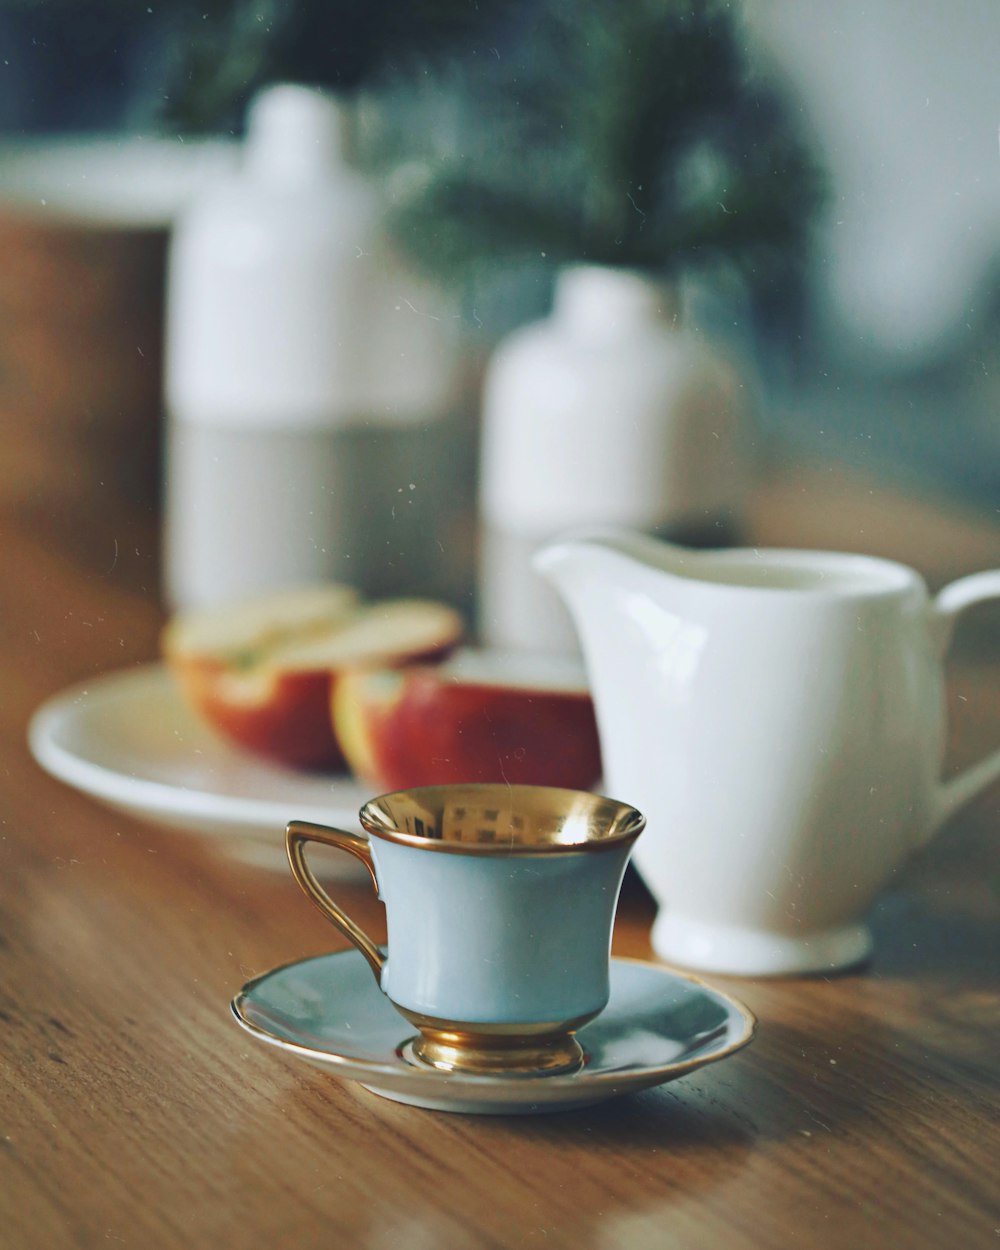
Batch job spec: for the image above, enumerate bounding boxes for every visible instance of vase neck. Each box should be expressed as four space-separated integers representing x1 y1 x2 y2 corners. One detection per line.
553 266 679 338
244 84 353 187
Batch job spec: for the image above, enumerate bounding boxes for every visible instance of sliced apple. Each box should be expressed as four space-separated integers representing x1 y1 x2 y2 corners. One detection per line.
333 648 603 791
162 586 463 770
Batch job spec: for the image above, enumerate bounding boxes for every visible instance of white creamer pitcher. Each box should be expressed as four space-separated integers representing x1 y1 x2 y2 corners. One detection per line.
535 531 1000 975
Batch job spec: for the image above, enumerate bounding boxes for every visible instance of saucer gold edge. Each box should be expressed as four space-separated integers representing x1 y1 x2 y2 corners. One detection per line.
606 954 759 1077
229 950 757 1090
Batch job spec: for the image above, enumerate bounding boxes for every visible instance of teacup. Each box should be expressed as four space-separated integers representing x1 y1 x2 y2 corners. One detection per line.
286 783 644 1075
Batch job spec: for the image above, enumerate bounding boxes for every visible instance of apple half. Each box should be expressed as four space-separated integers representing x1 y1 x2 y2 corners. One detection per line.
333 648 603 791
162 585 464 770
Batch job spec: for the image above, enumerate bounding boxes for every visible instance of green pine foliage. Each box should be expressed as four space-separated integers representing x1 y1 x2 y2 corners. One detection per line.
0 0 518 133
149 0 518 131
388 0 824 286
2 0 820 288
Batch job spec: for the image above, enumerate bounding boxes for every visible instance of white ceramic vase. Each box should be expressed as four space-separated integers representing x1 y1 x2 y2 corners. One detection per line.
478 264 751 654
163 85 463 610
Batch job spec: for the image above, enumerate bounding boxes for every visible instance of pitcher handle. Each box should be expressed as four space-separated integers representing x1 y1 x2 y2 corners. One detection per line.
931 571 1000 829
285 820 385 984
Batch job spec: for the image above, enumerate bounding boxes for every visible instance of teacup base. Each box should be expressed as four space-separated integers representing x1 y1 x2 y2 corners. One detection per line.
651 912 874 977
399 1010 591 1077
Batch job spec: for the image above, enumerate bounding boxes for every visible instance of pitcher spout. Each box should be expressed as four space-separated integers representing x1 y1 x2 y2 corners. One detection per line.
532 529 698 657
533 529 692 608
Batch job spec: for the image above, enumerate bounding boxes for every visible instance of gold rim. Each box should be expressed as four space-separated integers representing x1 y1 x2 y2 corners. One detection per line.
358 783 646 856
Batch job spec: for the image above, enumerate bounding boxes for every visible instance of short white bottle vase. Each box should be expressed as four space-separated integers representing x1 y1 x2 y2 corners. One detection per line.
478 264 752 654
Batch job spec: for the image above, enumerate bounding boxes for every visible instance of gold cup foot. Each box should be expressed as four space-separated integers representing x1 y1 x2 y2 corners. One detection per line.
404 1023 586 1077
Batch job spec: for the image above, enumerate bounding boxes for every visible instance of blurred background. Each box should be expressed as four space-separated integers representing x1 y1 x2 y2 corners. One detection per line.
0 0 996 635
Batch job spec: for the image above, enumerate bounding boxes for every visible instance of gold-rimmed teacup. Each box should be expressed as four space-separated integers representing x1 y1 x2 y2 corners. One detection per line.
286 783 644 1077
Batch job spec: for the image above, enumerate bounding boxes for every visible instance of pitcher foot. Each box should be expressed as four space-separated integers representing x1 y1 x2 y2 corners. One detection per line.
651 913 873 977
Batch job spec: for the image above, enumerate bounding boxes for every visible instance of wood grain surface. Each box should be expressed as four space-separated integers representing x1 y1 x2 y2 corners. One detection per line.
1 461 998 1250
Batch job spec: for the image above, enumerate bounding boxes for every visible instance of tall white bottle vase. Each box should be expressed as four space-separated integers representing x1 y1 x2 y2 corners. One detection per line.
165 414 476 607
163 84 460 610
478 265 752 654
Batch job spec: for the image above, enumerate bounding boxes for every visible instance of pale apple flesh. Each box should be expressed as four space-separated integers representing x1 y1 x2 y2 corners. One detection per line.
334 651 603 791
163 587 464 771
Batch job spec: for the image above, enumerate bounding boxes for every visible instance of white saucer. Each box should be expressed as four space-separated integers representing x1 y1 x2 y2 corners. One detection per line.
231 950 756 1115
28 664 369 873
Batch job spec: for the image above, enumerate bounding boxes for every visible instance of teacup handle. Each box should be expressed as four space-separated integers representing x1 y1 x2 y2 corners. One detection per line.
932 571 1000 829
285 821 385 983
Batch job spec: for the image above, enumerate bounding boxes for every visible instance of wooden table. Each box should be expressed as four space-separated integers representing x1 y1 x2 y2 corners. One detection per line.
2 460 998 1250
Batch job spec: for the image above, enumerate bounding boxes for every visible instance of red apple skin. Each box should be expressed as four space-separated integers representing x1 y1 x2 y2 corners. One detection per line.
164 593 464 772
334 667 603 791
170 637 463 772
170 657 346 771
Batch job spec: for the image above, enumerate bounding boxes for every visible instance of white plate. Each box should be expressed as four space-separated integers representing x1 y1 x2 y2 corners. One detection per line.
28 664 369 872
0 137 238 227
232 950 757 1115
